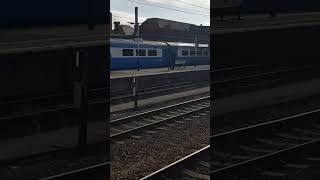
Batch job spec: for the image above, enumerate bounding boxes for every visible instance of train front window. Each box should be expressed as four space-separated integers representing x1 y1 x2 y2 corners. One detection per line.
123 49 134 56
182 50 189 56
148 50 157 56
197 51 202 56
190 50 195 56
137 49 146 56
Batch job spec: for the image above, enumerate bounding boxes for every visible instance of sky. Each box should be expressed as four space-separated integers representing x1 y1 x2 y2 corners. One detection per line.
110 0 210 29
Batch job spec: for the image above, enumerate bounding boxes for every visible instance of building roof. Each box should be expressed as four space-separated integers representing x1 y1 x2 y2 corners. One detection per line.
142 18 195 31
120 25 134 35
141 18 209 33
167 42 209 47
110 38 209 47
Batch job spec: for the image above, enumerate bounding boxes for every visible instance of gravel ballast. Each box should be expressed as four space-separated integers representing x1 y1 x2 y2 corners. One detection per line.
111 111 210 179
214 94 320 134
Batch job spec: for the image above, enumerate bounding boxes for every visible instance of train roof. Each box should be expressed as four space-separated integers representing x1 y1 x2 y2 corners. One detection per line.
166 42 209 48
110 38 208 48
110 38 166 46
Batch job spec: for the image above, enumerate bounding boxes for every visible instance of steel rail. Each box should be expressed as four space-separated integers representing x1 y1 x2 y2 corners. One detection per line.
140 145 210 180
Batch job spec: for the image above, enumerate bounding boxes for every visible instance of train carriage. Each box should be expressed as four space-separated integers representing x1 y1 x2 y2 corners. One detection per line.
110 38 210 70
168 42 209 67
110 38 167 70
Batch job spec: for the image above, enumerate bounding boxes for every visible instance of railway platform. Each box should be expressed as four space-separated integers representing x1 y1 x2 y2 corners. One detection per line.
112 77 320 114
215 78 320 116
111 65 210 79
111 86 209 113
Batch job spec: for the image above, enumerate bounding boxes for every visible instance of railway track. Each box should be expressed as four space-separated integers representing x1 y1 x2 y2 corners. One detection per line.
1 63 318 139
1 63 306 109
111 63 320 105
2 63 318 140
39 162 109 180
110 96 210 141
140 145 210 180
233 141 320 180
214 64 320 98
2 64 318 179
211 108 320 179
0 64 262 107
0 140 109 180
2 63 309 115
0 95 209 179
39 143 210 179
110 80 209 105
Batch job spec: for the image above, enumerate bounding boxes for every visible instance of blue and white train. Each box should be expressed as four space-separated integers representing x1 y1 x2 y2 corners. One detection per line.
110 38 209 70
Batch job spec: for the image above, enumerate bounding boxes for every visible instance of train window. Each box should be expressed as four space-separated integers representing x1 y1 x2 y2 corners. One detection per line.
203 51 209 56
137 49 146 56
190 50 195 56
148 50 157 56
182 50 189 56
197 51 202 56
123 49 134 56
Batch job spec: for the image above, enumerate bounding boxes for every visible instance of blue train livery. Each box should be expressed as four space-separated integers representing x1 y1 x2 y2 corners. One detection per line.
110 38 209 70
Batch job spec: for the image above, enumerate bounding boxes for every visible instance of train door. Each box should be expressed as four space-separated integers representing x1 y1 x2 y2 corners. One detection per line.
164 43 176 70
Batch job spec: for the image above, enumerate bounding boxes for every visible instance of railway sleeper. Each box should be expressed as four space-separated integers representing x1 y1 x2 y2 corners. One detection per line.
145 130 157 134
120 124 137 129
282 163 310 169
176 109 190 113
142 118 158 123
183 117 193 121
159 113 174 118
182 169 210 180
276 133 315 141
255 138 298 147
306 157 320 162
132 121 147 126
293 128 320 136
238 145 274 153
199 161 210 168
260 171 288 180
165 124 176 127
230 155 253 161
211 161 233 168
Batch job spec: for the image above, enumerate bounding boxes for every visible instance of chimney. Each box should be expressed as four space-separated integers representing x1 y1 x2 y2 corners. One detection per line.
109 12 112 33
134 7 139 37
114 21 121 34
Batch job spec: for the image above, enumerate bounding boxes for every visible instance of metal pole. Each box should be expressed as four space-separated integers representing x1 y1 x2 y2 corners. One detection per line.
133 77 139 110
88 0 96 30
75 50 89 148
137 43 140 71
135 7 139 37
270 0 277 17
109 12 112 34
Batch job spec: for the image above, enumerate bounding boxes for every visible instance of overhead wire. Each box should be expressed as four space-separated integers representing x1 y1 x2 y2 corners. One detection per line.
137 0 209 13
168 0 210 10
128 0 209 17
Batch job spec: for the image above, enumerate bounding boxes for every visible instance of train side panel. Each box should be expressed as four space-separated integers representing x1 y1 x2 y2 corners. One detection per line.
110 39 209 70
174 44 210 66
110 39 168 70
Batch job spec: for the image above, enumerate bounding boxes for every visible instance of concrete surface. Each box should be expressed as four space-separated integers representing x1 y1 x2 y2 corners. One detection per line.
111 65 210 79
214 78 320 115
